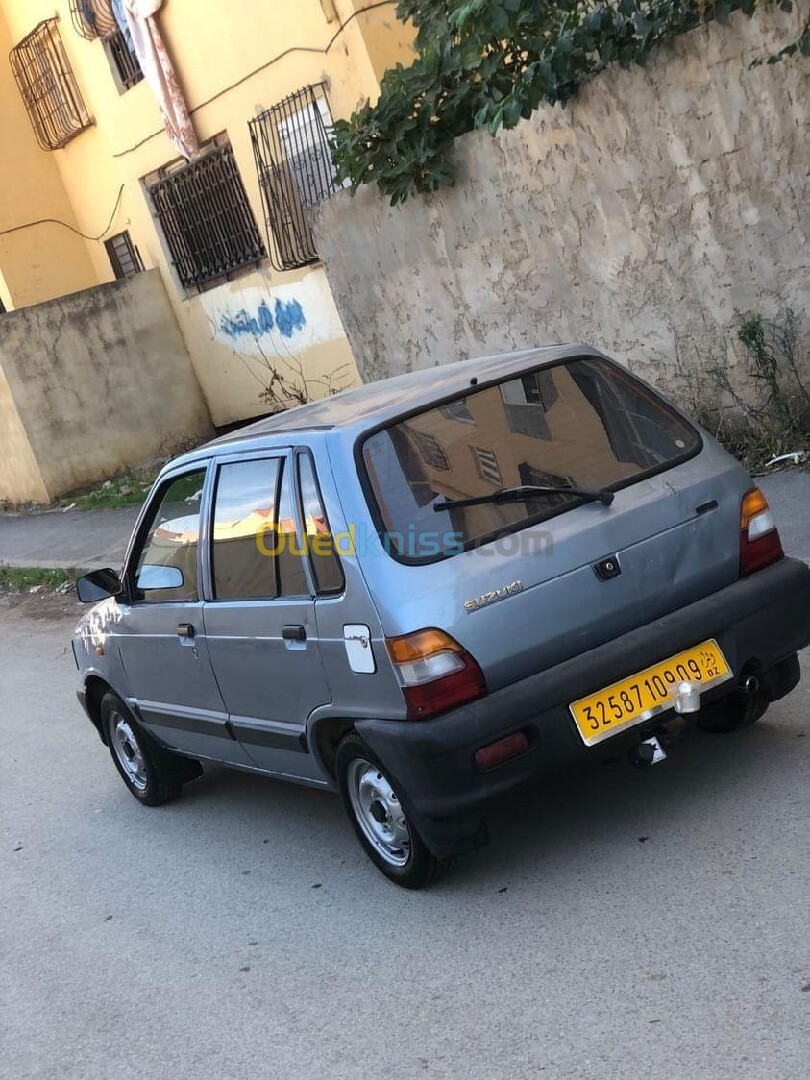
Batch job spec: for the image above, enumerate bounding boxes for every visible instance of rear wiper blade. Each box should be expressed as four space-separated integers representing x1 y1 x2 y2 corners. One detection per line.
433 483 614 512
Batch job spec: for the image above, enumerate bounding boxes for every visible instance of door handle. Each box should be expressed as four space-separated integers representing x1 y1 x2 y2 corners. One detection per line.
176 623 196 639
282 625 307 642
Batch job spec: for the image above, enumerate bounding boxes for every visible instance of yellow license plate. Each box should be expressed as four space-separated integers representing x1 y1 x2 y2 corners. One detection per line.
570 639 732 746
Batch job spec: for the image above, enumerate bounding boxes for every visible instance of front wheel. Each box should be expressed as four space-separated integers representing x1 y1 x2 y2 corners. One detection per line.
102 693 191 806
335 732 449 889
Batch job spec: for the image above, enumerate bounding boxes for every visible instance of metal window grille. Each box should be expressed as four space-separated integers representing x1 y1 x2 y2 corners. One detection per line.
249 84 341 272
105 231 144 279
407 428 450 471
69 0 118 40
10 18 92 151
147 140 267 292
105 28 143 91
473 447 502 486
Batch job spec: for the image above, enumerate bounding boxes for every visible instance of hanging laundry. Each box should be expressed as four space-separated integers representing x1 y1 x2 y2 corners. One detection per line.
110 0 136 54
123 0 199 160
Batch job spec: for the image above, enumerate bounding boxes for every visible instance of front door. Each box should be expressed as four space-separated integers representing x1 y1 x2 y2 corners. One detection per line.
202 451 336 782
116 466 253 766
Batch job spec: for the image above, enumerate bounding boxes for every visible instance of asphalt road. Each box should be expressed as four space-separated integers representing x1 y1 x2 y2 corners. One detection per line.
1 597 808 1080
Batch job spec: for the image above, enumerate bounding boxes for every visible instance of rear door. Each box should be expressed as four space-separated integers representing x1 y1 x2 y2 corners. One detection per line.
359 355 751 691
202 450 332 782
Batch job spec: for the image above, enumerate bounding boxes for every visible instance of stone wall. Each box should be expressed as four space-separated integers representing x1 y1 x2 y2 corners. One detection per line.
0 270 212 503
312 7 808 402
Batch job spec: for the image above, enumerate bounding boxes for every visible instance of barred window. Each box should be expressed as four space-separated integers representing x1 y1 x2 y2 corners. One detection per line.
105 232 144 280
147 138 267 293
104 28 143 92
69 0 118 40
10 19 92 151
249 85 342 272
68 2 143 92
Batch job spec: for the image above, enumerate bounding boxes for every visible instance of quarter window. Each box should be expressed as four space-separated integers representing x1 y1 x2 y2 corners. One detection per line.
134 471 206 602
297 454 343 594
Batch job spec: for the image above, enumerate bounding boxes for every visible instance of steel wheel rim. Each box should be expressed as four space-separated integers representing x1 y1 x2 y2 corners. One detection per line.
346 757 411 868
110 714 148 792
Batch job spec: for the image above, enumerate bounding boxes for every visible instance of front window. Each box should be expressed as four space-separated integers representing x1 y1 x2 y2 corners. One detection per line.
361 357 701 563
133 471 206 602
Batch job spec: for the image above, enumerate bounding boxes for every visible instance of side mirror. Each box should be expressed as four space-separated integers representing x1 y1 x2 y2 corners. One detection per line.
136 564 184 592
77 568 123 604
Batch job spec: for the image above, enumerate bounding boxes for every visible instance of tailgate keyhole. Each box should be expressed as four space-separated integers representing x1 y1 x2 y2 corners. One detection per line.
594 555 622 581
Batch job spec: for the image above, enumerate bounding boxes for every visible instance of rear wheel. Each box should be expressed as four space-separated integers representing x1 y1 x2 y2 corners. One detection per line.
335 732 449 889
101 692 197 806
696 689 769 734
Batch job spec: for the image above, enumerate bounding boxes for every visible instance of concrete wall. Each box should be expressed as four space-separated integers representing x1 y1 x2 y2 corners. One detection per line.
0 368 49 504
0 270 212 502
312 7 809 401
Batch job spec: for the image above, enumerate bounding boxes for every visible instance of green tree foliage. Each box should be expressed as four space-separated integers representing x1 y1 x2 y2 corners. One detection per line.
332 0 795 204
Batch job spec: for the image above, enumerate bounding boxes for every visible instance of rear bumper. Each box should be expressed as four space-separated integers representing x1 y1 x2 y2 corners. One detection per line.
356 557 810 855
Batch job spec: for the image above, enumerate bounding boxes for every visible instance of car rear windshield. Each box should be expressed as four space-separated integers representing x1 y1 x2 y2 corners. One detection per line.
361 357 701 563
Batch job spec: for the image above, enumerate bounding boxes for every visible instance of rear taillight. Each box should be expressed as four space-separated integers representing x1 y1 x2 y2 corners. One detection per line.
386 628 486 720
740 487 783 576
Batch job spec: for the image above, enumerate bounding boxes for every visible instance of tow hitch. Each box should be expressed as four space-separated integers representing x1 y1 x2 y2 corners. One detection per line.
628 680 704 768
628 734 667 769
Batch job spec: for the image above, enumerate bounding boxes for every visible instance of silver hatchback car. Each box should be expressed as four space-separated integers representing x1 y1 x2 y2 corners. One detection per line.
74 345 810 887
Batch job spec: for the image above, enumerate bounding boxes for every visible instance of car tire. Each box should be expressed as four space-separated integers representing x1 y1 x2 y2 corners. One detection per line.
696 689 770 734
101 692 194 806
335 731 450 889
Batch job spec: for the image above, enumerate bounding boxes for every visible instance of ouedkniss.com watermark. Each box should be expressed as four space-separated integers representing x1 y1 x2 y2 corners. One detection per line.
254 522 553 560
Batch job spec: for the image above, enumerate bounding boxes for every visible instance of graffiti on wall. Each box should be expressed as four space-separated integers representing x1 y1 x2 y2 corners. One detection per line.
202 274 347 359
219 298 306 341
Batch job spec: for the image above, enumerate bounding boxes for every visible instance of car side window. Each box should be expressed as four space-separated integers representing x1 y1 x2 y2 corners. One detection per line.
212 458 281 600
297 453 343 594
133 470 206 603
211 457 309 601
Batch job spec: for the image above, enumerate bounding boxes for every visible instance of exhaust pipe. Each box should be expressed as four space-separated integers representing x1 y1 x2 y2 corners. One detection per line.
742 674 760 696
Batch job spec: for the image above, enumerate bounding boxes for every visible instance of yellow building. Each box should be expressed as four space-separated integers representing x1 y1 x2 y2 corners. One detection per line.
0 0 414 432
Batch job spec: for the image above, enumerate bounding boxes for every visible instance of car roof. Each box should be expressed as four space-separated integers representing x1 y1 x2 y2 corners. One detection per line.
170 343 601 470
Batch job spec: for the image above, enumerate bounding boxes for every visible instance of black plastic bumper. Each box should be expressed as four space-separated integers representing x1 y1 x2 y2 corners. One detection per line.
356 558 810 856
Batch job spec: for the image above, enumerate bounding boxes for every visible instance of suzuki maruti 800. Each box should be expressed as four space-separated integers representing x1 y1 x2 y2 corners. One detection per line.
73 346 810 887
